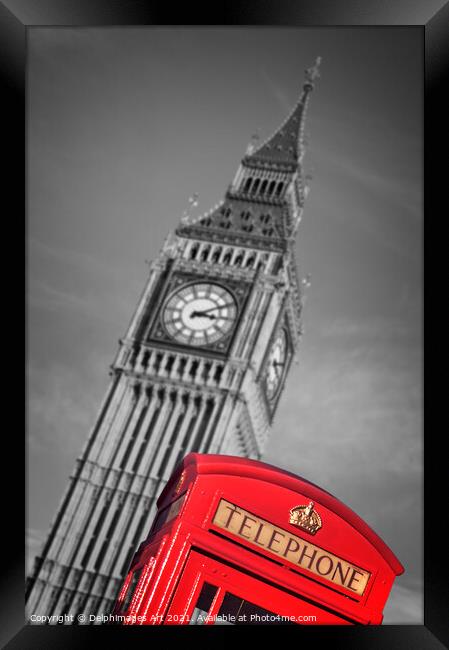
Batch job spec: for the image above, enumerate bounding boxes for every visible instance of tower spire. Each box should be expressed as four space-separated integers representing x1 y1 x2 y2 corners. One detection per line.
176 58 322 246
246 56 322 168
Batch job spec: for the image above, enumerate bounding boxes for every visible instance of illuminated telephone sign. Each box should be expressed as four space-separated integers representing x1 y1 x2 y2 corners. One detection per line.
113 454 403 625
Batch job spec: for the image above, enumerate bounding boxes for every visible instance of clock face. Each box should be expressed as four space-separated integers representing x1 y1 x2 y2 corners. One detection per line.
265 329 288 400
163 283 238 347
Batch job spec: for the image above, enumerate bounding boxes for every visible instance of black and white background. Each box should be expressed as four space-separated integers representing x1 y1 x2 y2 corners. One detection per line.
26 27 422 623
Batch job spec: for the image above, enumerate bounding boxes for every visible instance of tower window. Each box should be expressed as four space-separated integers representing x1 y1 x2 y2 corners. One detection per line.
189 360 199 379
241 211 251 221
234 253 244 267
241 224 253 233
201 246 210 262
260 179 268 194
157 396 187 479
246 255 256 269
272 256 284 274
214 365 223 383
202 362 211 382
211 247 222 263
165 355 175 372
190 398 215 453
276 182 284 197
130 346 139 368
223 249 233 264
243 177 252 193
190 244 199 260
251 178 260 194
260 214 271 224
178 358 187 376
268 180 276 196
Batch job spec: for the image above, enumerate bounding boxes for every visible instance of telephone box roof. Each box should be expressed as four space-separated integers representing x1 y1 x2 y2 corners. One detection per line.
160 453 404 576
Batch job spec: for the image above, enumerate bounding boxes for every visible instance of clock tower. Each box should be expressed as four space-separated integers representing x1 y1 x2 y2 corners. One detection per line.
26 58 321 621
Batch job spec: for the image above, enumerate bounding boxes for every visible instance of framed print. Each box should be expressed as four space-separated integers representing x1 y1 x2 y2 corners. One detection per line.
3 0 447 647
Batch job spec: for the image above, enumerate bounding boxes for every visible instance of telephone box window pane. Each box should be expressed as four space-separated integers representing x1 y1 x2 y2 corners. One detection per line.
122 567 143 612
215 592 296 625
149 493 186 537
217 592 242 621
188 582 217 625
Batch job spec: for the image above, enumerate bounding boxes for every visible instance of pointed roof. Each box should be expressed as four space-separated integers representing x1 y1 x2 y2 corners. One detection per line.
245 57 321 169
176 57 322 248
176 194 291 251
196 195 290 239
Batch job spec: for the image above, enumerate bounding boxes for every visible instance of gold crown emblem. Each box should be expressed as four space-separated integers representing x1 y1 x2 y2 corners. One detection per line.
289 501 322 535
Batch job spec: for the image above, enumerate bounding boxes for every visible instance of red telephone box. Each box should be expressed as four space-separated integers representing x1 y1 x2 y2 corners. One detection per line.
113 454 403 625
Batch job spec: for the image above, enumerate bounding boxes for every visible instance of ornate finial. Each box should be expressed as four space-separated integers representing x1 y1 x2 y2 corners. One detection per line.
188 193 199 211
181 192 199 223
305 56 322 85
251 129 260 143
246 128 261 155
304 170 313 199
302 273 311 290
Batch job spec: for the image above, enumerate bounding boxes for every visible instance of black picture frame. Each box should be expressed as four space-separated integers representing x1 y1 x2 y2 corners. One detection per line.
6 1 447 648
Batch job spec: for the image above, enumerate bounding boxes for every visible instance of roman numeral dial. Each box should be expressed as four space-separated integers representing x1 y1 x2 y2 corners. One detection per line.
162 282 238 347
265 329 288 400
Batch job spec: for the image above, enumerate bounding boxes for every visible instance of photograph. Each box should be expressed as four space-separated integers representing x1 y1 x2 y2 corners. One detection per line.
26 27 422 626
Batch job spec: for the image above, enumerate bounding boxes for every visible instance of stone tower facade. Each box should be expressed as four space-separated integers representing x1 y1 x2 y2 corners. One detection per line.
26 58 321 622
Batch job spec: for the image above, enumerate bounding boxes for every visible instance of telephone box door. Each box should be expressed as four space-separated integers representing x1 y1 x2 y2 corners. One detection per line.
165 550 352 625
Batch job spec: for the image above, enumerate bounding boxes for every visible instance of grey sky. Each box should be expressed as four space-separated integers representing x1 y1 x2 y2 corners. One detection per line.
27 27 422 623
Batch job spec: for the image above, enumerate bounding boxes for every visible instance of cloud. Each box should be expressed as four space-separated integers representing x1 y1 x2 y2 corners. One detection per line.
27 237 131 323
29 237 122 279
319 315 421 344
266 335 422 475
27 359 107 456
259 68 293 114
322 149 421 219
28 278 101 318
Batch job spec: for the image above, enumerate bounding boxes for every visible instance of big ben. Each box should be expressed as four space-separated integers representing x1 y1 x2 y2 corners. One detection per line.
26 57 322 622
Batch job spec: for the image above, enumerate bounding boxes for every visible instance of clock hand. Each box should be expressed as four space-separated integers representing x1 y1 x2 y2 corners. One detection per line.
190 310 216 320
198 302 235 315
